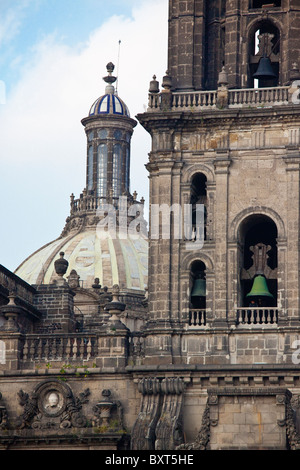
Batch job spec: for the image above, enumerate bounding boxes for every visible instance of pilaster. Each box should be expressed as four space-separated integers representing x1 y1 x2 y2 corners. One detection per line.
213 151 231 326
282 148 300 325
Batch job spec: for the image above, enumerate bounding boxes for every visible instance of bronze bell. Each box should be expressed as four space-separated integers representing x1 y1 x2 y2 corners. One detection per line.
191 278 206 298
253 55 277 80
246 275 273 299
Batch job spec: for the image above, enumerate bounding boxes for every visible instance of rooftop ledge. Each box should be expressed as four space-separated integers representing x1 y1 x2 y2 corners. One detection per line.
146 84 300 113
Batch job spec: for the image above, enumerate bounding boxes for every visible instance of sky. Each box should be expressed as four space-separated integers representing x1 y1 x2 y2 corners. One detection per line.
0 0 168 272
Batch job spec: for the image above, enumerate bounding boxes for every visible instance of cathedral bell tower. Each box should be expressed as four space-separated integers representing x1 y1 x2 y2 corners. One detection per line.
137 0 300 366
168 0 300 90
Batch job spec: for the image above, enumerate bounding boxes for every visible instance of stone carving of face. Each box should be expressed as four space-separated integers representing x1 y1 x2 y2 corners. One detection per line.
48 392 59 408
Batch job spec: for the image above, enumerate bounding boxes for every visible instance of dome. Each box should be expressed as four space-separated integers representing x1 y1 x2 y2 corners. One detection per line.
15 229 148 292
88 62 130 118
89 92 130 117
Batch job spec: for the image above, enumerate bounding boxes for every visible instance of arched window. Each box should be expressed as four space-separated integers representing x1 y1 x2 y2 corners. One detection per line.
87 146 93 191
97 144 107 198
249 21 280 87
239 215 277 307
190 260 206 308
190 173 207 241
112 144 122 198
189 260 206 326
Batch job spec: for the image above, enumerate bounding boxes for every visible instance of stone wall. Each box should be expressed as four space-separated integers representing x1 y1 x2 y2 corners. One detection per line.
207 388 288 450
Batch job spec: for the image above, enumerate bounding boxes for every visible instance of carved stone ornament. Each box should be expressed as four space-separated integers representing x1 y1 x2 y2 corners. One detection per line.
92 389 124 431
67 269 80 289
16 380 90 430
131 377 185 451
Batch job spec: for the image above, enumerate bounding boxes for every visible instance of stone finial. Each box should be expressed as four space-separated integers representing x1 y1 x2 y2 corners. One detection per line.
99 286 112 306
67 269 80 289
103 62 117 84
160 71 173 110
54 252 69 278
92 278 101 289
162 70 172 91
218 66 228 87
217 66 229 108
103 62 117 94
149 75 159 94
0 291 21 332
104 284 127 331
111 284 121 302
106 62 114 74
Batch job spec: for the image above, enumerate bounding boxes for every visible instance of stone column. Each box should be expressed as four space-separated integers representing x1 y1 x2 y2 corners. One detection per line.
213 151 231 326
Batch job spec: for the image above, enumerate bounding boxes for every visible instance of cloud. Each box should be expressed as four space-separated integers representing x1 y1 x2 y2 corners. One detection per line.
0 0 168 271
0 0 36 47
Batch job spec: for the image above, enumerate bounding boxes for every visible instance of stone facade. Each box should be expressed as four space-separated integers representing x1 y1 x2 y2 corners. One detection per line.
1 0 300 451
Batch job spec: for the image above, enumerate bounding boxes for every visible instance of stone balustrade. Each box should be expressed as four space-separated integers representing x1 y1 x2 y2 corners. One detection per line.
148 85 291 112
236 307 278 326
187 308 279 328
21 334 98 363
228 86 289 107
189 309 207 327
70 192 144 216
17 332 145 367
172 90 217 109
70 194 107 215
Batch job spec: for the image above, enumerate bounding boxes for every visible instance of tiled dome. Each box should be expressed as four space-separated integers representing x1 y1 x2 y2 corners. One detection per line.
89 92 130 117
15 229 148 291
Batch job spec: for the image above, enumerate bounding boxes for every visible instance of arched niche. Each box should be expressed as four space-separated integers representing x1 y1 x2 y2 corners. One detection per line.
238 214 278 307
190 260 206 310
190 173 207 241
248 19 281 88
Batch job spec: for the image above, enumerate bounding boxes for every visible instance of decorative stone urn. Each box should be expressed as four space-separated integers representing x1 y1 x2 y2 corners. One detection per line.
94 390 115 427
